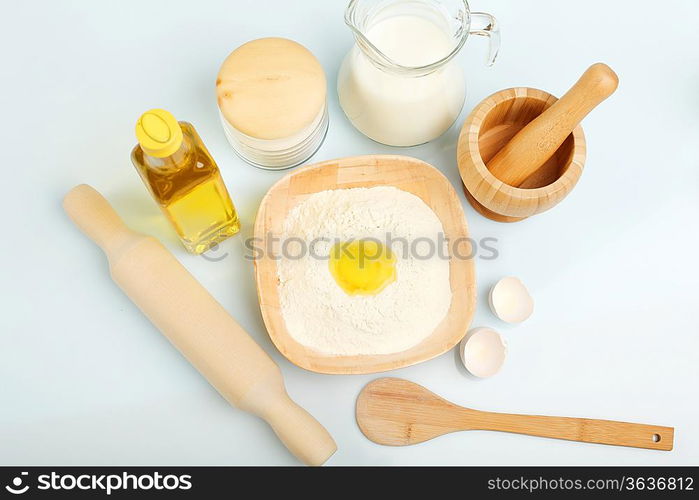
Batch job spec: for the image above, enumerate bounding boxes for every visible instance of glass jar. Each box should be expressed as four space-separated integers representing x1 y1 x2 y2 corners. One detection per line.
217 38 329 170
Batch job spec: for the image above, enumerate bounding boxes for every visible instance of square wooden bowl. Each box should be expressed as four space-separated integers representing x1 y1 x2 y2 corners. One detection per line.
253 155 476 374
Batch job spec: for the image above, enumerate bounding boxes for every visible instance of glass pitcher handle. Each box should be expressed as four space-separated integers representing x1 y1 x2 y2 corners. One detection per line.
469 12 500 66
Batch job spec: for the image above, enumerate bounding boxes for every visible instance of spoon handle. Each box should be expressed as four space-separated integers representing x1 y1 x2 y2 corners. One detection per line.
462 409 673 451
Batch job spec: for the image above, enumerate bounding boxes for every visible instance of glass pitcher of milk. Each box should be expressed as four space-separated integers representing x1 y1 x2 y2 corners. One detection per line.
338 0 499 146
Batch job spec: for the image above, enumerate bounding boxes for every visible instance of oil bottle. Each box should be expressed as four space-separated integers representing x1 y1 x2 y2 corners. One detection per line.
131 109 240 254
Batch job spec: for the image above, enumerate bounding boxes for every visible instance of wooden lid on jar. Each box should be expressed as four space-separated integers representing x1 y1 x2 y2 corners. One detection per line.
216 38 327 141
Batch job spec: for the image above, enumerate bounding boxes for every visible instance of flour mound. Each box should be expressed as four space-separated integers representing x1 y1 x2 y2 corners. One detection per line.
277 187 452 356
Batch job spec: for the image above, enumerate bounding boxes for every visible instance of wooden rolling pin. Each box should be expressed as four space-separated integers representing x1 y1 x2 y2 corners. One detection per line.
357 378 673 451
488 63 619 187
63 184 336 466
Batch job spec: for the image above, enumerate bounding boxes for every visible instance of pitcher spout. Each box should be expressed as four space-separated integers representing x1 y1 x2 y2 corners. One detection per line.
343 0 497 75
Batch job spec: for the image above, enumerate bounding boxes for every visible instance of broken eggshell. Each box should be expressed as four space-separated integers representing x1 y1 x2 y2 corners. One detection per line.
459 327 507 378
489 277 534 323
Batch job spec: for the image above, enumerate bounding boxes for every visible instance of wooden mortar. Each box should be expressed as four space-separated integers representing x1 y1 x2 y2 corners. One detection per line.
457 63 618 222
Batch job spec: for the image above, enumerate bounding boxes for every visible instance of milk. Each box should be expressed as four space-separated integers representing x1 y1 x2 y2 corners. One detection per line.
338 14 465 146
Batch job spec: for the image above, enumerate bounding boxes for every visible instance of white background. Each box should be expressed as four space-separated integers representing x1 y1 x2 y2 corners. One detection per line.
1 0 698 466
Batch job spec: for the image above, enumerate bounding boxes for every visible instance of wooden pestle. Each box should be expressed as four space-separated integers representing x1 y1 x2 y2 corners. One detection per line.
63 184 337 466
487 63 618 187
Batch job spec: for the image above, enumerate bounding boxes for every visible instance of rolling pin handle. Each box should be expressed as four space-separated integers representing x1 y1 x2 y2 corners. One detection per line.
63 184 136 254
238 373 337 466
264 392 337 466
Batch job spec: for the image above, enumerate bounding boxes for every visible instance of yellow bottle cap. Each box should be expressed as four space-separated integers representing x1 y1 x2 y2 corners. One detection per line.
135 109 183 158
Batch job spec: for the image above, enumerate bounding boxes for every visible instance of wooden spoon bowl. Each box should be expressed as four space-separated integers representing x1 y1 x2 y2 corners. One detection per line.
458 88 586 222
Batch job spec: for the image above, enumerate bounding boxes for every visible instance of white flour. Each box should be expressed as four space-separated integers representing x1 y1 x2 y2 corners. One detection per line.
277 187 452 355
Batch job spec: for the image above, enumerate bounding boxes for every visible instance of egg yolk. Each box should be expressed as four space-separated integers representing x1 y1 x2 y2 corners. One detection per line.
329 240 396 295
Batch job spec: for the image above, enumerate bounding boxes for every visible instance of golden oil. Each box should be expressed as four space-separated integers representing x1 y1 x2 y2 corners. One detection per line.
131 110 240 254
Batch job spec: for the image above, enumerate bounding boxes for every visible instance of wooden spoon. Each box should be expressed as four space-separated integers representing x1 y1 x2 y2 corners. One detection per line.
487 63 619 187
356 378 673 451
